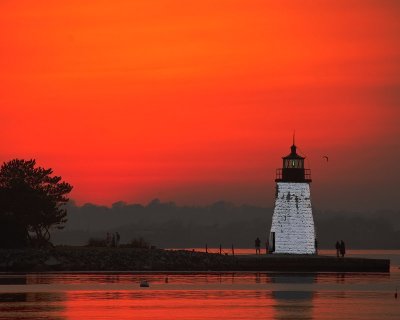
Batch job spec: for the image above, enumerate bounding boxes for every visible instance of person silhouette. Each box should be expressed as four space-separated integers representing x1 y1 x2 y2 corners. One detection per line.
255 237 261 255
115 232 120 247
335 241 340 258
340 240 346 258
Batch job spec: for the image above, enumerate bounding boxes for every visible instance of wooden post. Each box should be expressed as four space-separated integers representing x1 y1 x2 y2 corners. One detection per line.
219 244 222 255
231 244 234 256
206 244 208 253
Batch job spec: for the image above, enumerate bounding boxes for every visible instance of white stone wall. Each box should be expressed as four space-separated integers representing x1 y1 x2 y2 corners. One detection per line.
269 182 316 254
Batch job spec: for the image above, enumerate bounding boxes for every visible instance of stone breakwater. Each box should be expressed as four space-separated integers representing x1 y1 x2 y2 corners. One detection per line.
0 247 390 272
0 247 234 272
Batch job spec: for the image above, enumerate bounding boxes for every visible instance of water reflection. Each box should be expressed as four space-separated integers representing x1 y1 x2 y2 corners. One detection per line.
316 272 390 285
0 276 26 285
0 292 66 319
0 272 398 320
271 274 315 320
62 289 275 320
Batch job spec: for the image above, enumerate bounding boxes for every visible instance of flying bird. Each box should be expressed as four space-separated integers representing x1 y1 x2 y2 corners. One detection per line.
323 156 329 162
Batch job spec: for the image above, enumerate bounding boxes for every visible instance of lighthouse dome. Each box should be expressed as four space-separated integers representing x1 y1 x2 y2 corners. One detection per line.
276 143 311 183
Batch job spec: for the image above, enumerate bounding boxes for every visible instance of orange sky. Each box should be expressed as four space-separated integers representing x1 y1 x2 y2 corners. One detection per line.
0 1 399 210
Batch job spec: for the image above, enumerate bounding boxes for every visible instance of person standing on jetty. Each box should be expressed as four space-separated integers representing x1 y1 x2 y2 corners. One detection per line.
255 237 261 255
116 232 120 247
335 241 340 257
340 240 346 257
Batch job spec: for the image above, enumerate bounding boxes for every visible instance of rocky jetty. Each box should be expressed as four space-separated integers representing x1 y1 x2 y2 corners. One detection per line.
0 247 390 272
0 247 234 272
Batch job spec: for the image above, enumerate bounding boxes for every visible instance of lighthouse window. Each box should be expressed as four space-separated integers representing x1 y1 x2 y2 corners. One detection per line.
284 160 289 168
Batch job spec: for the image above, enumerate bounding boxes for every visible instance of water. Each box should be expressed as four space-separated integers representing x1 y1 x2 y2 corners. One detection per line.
0 250 399 320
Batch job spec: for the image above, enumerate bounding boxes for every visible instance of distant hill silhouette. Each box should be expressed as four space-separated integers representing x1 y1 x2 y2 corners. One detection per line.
52 199 400 249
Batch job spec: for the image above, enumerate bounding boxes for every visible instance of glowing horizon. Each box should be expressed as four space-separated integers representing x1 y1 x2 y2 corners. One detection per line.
1 1 399 210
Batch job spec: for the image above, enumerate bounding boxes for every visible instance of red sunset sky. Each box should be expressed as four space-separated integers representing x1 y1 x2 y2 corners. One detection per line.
0 1 399 211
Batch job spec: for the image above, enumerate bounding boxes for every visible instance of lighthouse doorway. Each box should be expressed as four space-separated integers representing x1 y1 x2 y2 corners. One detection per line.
269 232 275 253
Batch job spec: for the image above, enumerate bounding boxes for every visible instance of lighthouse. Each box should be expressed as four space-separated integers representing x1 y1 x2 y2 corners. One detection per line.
268 139 316 254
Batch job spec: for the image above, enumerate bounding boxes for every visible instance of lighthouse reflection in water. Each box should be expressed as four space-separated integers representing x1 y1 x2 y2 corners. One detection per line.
0 270 399 320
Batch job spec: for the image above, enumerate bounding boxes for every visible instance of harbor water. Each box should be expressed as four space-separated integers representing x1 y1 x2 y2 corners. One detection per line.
0 250 399 320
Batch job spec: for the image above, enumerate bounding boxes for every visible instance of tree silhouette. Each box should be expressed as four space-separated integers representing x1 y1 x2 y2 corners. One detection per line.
0 159 73 247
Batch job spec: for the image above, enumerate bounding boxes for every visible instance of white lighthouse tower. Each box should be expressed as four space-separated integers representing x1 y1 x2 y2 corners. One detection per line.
268 139 316 254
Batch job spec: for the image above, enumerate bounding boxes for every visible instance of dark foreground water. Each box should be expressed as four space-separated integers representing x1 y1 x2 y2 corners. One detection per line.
0 250 399 320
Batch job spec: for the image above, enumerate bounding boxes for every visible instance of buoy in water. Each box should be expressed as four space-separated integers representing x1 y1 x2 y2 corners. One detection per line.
140 280 149 288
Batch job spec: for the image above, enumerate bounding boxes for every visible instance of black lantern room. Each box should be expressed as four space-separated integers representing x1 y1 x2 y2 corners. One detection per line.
275 143 311 183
